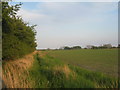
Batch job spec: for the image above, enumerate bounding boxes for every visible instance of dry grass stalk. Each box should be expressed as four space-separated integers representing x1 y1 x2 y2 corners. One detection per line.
2 51 37 88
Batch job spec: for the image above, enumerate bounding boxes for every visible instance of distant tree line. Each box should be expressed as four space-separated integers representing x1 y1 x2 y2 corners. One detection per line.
86 44 118 49
58 44 118 50
59 46 81 50
2 2 37 60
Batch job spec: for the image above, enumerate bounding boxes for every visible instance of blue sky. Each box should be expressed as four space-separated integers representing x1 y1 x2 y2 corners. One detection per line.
14 2 118 49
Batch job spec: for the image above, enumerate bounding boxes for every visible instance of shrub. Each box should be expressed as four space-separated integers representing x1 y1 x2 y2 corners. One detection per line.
2 2 37 60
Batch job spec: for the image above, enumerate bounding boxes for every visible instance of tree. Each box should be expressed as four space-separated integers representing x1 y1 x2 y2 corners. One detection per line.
86 45 93 49
118 44 120 48
91 46 98 49
64 46 71 50
102 44 112 49
72 46 81 49
2 2 37 60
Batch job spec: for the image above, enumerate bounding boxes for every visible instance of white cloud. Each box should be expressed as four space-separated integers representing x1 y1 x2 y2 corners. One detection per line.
17 2 118 48
17 9 49 24
18 2 117 25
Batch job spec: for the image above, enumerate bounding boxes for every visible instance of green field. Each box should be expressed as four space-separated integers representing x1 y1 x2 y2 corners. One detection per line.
47 49 118 77
27 49 118 88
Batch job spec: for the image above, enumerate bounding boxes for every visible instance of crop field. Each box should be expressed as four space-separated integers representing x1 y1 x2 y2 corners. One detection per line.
27 50 118 88
47 49 118 77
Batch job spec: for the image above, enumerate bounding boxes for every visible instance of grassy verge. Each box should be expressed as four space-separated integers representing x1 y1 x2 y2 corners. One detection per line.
28 52 118 88
2 52 36 88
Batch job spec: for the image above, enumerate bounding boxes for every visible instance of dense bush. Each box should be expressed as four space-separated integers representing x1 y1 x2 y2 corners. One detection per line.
2 2 37 60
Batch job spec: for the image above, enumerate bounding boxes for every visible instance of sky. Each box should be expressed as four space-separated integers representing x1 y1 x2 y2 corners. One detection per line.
12 0 119 2
10 1 118 49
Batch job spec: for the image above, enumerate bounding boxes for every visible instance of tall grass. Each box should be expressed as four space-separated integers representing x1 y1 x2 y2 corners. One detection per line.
2 51 36 88
28 52 118 88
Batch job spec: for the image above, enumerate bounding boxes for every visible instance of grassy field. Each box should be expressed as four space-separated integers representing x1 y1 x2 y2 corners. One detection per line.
47 49 118 77
28 51 118 88
2 49 118 88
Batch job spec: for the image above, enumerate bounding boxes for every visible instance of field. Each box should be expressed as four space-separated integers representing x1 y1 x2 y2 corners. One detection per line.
2 49 119 88
47 49 118 77
27 49 118 88
2 2 119 88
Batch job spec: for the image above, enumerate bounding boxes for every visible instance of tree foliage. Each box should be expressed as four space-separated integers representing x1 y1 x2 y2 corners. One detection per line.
63 46 81 50
2 2 37 60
